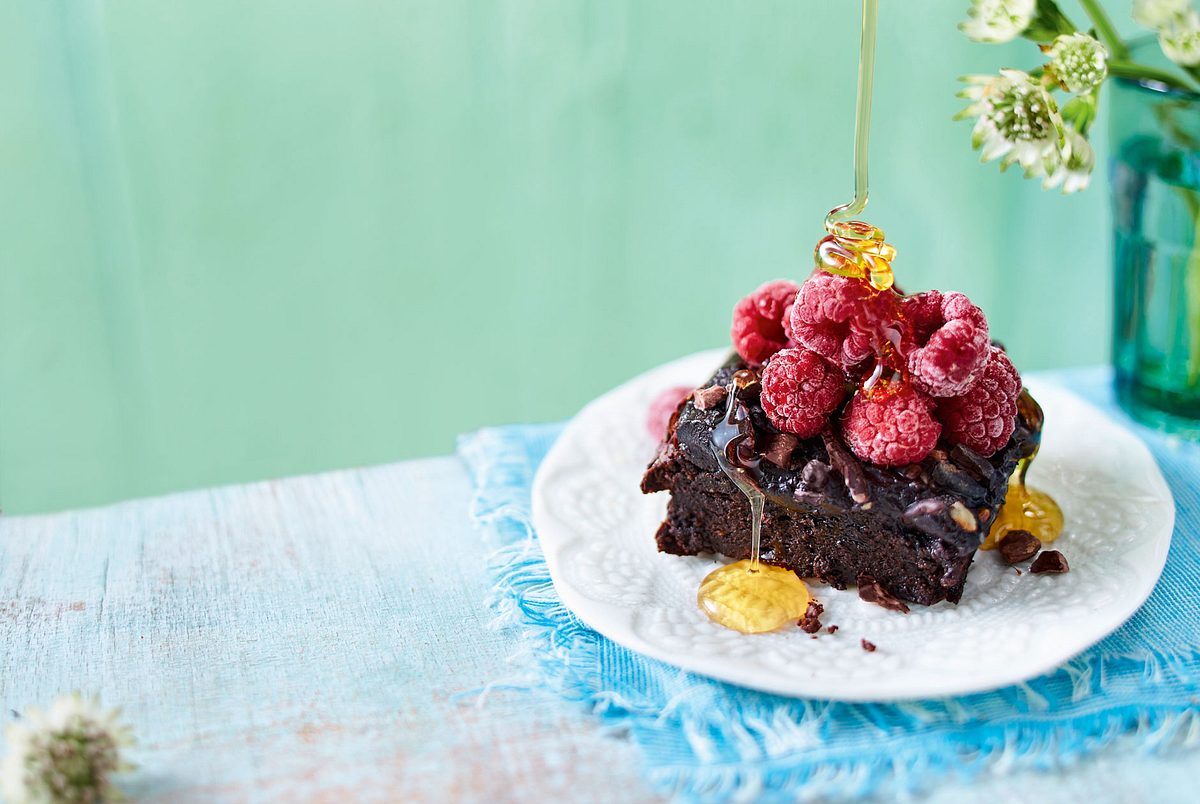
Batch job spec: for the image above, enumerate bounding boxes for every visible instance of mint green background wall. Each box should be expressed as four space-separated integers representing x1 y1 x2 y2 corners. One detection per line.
1 1 1127 514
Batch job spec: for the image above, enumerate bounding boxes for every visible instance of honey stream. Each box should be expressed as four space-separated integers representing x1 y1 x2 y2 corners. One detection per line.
695 0 1059 635
697 0 885 634
696 372 811 633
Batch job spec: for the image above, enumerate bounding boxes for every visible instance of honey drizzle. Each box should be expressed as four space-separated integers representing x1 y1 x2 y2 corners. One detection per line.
696 371 812 633
984 390 1064 547
814 0 895 292
824 0 878 241
693 0 1061 634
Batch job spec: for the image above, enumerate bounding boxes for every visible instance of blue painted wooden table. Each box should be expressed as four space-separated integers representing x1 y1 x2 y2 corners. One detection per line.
0 458 653 802
1 449 1198 802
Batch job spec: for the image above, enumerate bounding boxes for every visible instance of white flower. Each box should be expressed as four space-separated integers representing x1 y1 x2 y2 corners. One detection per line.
1133 0 1192 30
1160 10 1200 65
1 695 133 804
960 0 1036 43
1041 127 1096 194
958 70 1065 173
1047 33 1109 95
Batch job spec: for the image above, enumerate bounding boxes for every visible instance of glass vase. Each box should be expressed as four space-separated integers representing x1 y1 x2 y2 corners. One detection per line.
1111 42 1200 436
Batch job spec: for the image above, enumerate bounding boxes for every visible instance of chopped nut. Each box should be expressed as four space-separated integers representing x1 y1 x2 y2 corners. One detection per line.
1030 550 1069 574
997 529 1040 564
931 460 985 498
800 459 831 490
949 501 978 533
950 443 996 483
759 432 800 469
822 429 870 505
904 497 946 519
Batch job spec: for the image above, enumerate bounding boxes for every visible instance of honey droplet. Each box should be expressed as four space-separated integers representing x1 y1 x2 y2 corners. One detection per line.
731 368 759 392
984 414 1064 550
985 480 1064 549
697 560 812 634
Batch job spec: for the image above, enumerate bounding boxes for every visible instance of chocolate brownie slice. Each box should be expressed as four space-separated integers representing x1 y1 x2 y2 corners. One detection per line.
642 355 1038 606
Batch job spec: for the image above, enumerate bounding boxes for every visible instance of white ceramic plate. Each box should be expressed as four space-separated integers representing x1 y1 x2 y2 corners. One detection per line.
531 349 1175 701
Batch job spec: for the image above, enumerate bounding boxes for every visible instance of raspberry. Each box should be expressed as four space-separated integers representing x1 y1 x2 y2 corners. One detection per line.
902 290 990 397
730 279 802 366
645 385 692 442
788 273 899 369
937 346 1021 456
760 348 846 437
841 381 940 466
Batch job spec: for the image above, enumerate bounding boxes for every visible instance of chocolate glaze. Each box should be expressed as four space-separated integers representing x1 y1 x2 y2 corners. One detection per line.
642 353 1040 606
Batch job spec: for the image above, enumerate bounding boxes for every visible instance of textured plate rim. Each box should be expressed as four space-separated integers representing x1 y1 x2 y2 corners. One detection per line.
531 350 1175 701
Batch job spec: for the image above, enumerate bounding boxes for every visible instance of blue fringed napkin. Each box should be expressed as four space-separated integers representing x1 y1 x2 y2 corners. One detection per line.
458 368 1200 801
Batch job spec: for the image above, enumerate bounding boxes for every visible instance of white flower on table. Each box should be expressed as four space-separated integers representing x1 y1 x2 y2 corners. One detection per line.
1046 33 1109 95
1041 126 1096 194
958 69 1065 174
1 694 133 804
959 0 1036 43
1133 0 1193 30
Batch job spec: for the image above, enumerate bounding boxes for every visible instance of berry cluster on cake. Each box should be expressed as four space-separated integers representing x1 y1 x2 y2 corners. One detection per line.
641 265 1042 607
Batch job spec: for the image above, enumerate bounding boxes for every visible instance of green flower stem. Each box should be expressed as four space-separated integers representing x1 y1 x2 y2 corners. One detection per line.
1109 60 1200 93
1076 0 1129 60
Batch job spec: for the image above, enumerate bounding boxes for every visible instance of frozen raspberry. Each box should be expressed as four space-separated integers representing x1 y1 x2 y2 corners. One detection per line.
788 273 899 369
760 348 846 437
902 290 990 397
645 385 692 442
730 279 802 366
841 381 940 466
937 346 1021 456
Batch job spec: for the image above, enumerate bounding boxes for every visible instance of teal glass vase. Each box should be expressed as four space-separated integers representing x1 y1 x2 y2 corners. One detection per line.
1111 41 1200 437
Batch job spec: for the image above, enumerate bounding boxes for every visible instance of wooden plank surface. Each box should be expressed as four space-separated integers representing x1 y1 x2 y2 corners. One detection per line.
0 456 658 802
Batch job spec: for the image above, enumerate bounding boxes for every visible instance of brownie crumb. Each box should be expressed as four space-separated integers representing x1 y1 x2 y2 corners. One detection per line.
998 529 1041 564
1030 550 1069 574
692 384 728 411
861 639 877 652
792 602 820 633
856 574 911 614
798 599 825 633
810 635 818 640
826 624 839 634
